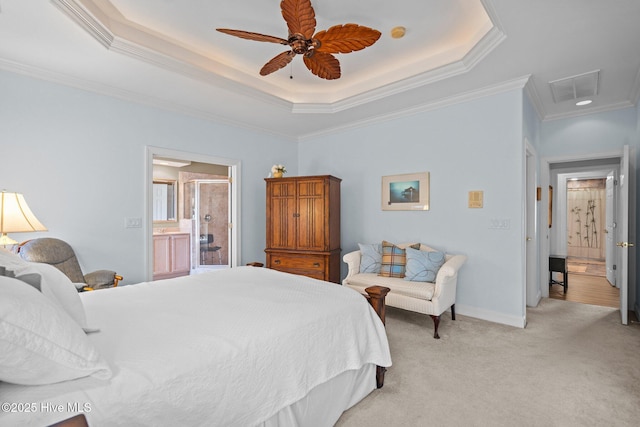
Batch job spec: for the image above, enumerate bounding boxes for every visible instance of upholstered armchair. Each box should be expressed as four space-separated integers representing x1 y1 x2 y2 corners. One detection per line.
14 238 122 291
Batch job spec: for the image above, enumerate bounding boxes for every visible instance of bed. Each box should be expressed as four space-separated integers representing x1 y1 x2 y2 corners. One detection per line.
0 251 391 427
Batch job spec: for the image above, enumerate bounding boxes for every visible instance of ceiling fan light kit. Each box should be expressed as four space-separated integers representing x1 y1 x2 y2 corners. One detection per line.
216 0 381 80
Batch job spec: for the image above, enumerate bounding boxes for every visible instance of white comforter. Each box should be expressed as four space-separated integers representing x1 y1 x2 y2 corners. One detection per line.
1 267 391 426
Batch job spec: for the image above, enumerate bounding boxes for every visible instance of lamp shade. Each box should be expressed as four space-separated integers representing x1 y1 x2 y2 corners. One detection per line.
0 191 47 245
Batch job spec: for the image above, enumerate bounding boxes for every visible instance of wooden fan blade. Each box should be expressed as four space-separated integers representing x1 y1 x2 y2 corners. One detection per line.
217 28 288 45
260 51 296 76
303 51 340 80
281 0 316 39
314 24 381 54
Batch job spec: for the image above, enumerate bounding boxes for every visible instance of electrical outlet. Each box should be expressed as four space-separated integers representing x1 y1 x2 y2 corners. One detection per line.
125 217 142 228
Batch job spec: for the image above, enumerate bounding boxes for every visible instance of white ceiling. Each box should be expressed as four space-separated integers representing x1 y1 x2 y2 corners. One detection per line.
1 0 639 141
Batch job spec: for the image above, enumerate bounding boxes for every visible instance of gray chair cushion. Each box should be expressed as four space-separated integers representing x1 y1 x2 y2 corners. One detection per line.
17 238 94 284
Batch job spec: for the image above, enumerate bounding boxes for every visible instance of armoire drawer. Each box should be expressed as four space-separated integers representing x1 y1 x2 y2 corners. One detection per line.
269 254 326 272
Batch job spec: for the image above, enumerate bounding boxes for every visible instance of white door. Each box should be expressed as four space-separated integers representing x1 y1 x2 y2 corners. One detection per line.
617 146 631 325
605 170 616 285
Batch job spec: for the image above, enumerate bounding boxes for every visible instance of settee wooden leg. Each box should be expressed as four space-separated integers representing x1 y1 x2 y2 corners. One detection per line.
430 315 441 339
451 304 456 321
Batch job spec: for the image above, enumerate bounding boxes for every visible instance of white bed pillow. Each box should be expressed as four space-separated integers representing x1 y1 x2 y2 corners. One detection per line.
0 248 88 329
0 275 112 385
27 262 88 329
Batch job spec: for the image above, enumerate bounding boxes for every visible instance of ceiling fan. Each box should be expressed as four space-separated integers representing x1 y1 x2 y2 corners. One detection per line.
216 0 381 80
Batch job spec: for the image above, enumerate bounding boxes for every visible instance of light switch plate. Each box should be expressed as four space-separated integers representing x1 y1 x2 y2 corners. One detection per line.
124 217 142 228
489 218 511 229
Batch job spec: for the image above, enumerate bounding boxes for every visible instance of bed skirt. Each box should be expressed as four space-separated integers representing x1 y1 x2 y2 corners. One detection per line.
260 364 376 427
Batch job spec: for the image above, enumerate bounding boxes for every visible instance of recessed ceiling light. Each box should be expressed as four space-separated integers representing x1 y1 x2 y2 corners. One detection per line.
576 99 592 106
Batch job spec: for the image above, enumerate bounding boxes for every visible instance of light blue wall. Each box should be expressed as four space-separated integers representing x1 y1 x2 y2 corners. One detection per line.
299 90 527 326
539 108 637 157
1 70 297 284
4 67 638 326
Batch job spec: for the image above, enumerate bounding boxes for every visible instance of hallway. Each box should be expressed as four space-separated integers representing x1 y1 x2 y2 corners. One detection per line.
549 258 619 308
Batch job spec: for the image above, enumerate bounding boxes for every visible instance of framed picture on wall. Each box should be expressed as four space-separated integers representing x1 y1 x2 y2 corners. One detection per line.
381 172 430 211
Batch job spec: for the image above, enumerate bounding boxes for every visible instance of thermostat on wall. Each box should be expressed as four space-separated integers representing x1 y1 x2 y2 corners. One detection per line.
468 191 483 208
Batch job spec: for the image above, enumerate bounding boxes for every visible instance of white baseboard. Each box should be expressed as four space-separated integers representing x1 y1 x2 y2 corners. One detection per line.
456 304 526 329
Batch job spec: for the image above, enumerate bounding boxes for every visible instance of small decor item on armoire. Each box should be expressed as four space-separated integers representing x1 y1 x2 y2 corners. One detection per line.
271 164 286 178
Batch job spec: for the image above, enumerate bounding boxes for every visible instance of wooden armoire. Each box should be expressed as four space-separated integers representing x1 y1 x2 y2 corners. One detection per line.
265 175 341 283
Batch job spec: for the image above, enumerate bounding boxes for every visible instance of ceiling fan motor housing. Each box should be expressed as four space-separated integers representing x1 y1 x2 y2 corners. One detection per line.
288 34 320 54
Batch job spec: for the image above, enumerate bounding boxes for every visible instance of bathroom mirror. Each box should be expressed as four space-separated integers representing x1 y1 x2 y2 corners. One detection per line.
153 179 177 223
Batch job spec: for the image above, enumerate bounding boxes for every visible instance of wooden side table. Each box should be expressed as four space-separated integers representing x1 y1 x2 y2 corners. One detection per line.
549 255 568 294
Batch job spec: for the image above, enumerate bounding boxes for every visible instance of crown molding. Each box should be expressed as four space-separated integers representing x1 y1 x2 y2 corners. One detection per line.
630 65 640 109
293 25 506 114
523 78 545 122
0 54 530 143
52 0 114 48
0 57 298 141
51 0 505 115
524 73 638 123
541 100 636 122
51 0 296 110
298 76 531 141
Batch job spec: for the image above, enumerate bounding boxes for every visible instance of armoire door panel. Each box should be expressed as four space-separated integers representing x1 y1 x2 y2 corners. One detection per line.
297 195 325 250
297 179 324 197
267 181 296 249
270 197 296 248
297 178 325 250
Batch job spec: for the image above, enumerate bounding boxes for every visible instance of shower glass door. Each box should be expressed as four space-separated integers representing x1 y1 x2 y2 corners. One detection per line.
186 179 230 269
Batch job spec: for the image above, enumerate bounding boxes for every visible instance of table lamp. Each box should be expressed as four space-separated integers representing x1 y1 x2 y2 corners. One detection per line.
0 191 47 246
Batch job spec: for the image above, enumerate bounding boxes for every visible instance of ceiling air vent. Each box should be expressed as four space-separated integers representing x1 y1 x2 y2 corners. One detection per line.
549 70 600 103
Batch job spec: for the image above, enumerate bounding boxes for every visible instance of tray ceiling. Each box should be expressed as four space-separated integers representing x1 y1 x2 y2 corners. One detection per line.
1 0 639 140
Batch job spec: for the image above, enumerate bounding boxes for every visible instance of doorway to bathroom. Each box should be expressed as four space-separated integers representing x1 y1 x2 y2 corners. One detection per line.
146 146 240 281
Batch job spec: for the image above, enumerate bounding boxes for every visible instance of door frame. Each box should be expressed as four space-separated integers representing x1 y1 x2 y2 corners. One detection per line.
145 146 241 280
555 169 615 258
525 139 539 312
540 147 634 322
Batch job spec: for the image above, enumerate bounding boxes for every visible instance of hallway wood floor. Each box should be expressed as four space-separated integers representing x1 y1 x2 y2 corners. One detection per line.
549 258 619 308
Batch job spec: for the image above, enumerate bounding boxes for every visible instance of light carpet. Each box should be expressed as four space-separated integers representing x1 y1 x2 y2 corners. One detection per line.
337 298 640 427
